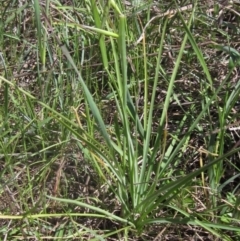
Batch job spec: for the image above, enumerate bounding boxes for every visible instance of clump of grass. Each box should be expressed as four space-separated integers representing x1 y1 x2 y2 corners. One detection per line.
0 0 240 240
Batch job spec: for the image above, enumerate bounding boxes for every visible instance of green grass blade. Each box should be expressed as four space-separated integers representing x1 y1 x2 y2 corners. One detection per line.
177 3 213 88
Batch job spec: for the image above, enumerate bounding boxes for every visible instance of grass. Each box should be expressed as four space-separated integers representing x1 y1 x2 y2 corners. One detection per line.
0 0 240 240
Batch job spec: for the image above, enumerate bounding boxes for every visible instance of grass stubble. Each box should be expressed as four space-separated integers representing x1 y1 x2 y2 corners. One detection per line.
0 0 240 240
